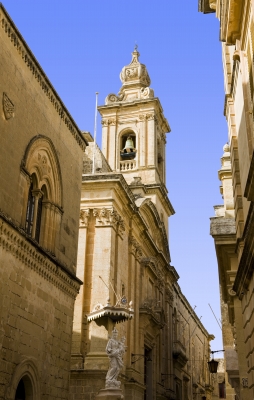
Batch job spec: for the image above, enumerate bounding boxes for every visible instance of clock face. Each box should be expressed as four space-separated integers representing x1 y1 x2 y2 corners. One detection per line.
121 296 127 305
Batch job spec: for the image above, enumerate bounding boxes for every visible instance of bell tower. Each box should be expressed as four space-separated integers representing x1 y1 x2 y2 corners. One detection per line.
98 47 170 186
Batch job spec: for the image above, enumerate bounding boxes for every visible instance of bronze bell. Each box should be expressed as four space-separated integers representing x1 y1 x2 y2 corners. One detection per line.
123 136 135 152
120 136 136 160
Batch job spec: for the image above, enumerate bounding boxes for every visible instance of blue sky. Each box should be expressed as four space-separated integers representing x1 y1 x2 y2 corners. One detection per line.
4 1 227 350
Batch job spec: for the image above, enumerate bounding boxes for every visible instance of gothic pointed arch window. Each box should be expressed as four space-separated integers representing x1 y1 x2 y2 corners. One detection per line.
21 135 63 253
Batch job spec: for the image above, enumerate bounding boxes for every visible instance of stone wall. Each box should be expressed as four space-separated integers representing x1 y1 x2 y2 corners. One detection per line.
0 4 85 399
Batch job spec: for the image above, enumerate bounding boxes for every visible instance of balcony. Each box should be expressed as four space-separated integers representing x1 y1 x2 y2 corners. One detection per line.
120 159 136 171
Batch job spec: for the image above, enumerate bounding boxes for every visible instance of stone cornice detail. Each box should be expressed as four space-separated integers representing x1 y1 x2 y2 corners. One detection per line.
98 97 170 134
93 207 125 235
82 173 137 206
210 217 236 236
0 211 81 298
0 5 87 151
145 183 175 216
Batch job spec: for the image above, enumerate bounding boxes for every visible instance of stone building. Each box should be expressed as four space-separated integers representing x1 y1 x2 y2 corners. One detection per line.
199 0 254 399
0 4 86 400
69 49 214 400
0 4 216 400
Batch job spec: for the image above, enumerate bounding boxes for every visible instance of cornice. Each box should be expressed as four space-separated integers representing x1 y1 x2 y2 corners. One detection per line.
145 183 175 216
0 4 87 151
210 217 236 236
98 97 170 133
82 173 137 206
81 173 170 265
0 210 82 298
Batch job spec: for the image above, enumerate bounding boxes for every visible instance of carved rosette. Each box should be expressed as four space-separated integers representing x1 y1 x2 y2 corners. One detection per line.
80 208 90 227
93 207 125 235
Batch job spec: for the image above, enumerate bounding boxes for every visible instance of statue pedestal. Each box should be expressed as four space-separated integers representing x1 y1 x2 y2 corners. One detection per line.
94 388 124 399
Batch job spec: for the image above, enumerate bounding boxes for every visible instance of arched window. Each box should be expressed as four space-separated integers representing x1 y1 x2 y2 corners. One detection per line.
21 136 63 252
15 379 25 400
25 176 44 242
25 181 35 237
15 376 33 400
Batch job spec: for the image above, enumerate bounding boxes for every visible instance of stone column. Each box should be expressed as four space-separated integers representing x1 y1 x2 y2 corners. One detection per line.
71 208 90 369
139 114 146 167
84 207 117 370
147 114 155 167
31 189 43 239
105 118 117 171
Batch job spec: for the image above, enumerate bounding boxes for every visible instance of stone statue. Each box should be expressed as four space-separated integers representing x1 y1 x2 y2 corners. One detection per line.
105 328 126 389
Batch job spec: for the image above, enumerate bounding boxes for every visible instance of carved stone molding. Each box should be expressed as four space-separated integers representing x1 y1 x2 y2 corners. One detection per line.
105 93 124 105
101 118 116 126
138 113 156 122
129 234 143 260
3 92 15 120
165 286 174 306
146 113 155 121
0 214 80 299
80 208 90 227
93 207 125 234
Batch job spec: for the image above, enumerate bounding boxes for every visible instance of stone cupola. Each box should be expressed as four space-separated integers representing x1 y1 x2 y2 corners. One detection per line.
105 46 154 105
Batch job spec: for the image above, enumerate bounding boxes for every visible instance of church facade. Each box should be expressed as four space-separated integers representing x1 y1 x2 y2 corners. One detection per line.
69 50 214 400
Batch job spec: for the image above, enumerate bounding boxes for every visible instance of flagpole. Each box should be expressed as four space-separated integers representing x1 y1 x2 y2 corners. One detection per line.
92 92 99 174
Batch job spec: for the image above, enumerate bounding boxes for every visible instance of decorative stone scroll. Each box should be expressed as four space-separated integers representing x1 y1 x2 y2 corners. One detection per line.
129 234 143 261
101 117 117 126
3 92 14 120
138 113 156 121
140 87 154 99
80 209 90 227
93 207 125 235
